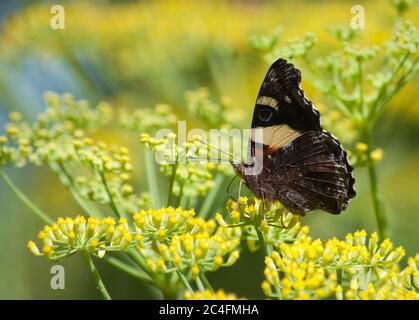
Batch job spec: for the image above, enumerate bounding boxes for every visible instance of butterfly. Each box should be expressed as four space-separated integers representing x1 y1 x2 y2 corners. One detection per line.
232 58 356 215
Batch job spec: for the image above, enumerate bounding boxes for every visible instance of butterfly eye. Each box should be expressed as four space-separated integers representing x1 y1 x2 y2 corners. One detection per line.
258 108 273 122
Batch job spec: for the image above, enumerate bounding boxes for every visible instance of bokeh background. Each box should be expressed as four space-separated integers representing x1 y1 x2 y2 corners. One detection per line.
0 0 418 299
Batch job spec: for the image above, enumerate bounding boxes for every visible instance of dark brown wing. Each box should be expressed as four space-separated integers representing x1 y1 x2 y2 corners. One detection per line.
266 131 356 215
251 58 322 132
249 58 322 158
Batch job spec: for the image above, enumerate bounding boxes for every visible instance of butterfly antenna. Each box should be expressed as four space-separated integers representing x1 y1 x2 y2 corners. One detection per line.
227 174 238 201
199 140 241 163
187 155 231 163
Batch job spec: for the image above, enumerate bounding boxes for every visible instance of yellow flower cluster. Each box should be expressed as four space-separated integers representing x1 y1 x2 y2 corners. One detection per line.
185 88 246 129
400 255 419 291
340 254 418 300
221 197 304 251
147 232 240 277
28 216 133 260
119 103 178 133
0 92 163 216
133 207 215 245
0 92 113 168
73 138 133 174
336 281 418 300
140 212 241 277
263 252 336 300
140 133 216 197
262 230 417 300
184 289 241 300
349 142 384 167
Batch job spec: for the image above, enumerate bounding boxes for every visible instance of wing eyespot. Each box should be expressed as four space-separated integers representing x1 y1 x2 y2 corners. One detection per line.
258 108 274 122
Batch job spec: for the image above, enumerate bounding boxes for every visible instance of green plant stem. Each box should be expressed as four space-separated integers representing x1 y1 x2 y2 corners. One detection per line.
81 251 111 300
99 171 122 219
368 52 411 121
167 164 178 207
256 227 265 248
200 273 214 293
265 243 273 256
303 56 352 117
200 174 224 219
104 256 154 285
337 268 343 286
195 276 205 291
176 181 185 207
144 150 161 208
0 170 53 224
357 59 366 116
51 162 103 218
127 249 155 279
176 270 194 293
374 56 418 120
363 127 390 240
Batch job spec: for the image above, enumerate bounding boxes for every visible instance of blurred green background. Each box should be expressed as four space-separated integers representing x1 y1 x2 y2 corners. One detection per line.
0 0 418 299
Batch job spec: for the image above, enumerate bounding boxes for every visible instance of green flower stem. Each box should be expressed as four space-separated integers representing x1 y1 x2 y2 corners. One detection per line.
374 56 418 120
263 239 282 299
176 181 185 207
126 249 168 292
98 170 122 219
167 164 178 207
144 150 161 208
265 243 273 256
0 170 53 224
126 250 178 298
357 59 366 116
127 249 154 277
200 273 214 293
200 174 224 219
368 52 411 121
363 127 390 240
104 256 154 286
336 268 343 287
81 251 112 300
51 162 103 218
176 270 194 293
302 57 352 118
256 227 265 248
195 276 205 291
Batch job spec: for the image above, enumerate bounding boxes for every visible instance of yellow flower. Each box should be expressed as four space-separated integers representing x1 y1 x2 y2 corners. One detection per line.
28 216 134 260
184 289 242 300
356 142 368 152
371 148 383 162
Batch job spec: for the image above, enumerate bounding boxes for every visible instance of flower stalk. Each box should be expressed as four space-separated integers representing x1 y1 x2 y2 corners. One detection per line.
81 251 112 300
363 127 390 240
0 170 53 224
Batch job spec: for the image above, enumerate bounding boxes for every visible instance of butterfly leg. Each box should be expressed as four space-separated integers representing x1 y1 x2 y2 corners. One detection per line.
231 179 243 214
279 210 286 228
261 191 267 222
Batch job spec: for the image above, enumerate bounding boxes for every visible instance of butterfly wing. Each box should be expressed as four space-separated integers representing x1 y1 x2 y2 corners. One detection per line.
238 58 355 215
266 131 355 215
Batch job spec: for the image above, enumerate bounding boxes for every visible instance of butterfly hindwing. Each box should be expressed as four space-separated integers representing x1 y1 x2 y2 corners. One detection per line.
269 131 356 215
